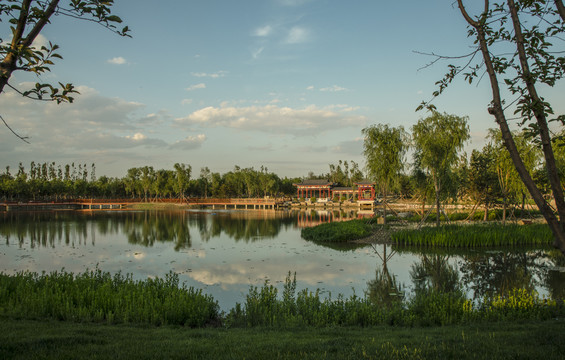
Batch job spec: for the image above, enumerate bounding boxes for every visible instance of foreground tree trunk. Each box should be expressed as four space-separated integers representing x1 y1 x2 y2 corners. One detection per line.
457 0 565 254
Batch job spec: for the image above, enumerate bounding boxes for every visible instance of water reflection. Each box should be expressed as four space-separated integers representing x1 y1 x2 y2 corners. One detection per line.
366 244 404 307
189 210 295 242
410 255 460 296
0 210 563 309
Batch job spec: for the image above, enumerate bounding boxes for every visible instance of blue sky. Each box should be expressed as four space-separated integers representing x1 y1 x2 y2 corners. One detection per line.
1 0 563 179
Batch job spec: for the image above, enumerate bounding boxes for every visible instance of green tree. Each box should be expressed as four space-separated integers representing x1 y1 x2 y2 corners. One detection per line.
422 0 565 253
200 167 211 198
362 124 409 224
469 145 500 221
0 0 130 140
173 163 191 200
412 112 470 227
488 129 540 222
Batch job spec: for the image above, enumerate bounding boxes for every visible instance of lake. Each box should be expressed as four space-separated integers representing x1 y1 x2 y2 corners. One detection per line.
1 209 563 310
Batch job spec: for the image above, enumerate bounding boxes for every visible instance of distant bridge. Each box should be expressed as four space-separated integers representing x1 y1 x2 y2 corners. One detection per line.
0 198 288 211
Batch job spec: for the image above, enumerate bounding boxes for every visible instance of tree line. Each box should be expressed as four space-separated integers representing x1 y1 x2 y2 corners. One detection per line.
0 161 365 201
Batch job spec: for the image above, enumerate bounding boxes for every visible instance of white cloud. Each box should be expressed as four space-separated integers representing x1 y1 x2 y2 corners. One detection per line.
186 83 206 91
181 99 193 105
169 134 206 150
320 85 348 92
126 133 146 141
277 0 313 6
0 85 172 156
253 25 273 37
107 56 127 65
191 71 227 78
175 104 367 136
306 85 315 91
251 47 264 59
285 26 311 44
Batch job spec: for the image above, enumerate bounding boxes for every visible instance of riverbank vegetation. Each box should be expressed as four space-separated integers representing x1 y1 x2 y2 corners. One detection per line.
1 270 563 329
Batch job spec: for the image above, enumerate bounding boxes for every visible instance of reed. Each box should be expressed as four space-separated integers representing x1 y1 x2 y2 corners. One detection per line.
391 224 553 248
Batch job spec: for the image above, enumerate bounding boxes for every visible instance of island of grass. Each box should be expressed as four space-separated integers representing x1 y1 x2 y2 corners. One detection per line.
301 217 554 248
300 218 374 243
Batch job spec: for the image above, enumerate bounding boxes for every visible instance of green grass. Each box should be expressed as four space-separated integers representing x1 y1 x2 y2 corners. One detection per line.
300 219 373 242
1 317 564 359
0 269 220 327
391 223 553 247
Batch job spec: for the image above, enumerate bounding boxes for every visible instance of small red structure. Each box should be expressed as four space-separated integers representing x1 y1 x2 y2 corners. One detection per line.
355 180 376 201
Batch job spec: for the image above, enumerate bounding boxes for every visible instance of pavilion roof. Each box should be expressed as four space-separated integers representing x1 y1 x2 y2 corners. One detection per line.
354 179 375 186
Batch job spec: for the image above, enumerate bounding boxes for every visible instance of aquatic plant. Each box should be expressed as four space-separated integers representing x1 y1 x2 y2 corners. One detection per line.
391 224 552 248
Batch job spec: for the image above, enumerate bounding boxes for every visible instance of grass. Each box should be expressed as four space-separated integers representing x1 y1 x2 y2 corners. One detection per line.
300 219 373 242
391 223 553 248
0 269 220 327
1 317 565 359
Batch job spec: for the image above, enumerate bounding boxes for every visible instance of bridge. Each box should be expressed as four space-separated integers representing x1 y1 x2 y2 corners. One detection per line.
0 198 288 211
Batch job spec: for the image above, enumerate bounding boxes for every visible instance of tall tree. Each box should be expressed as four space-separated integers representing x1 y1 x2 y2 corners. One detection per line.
0 0 130 140
421 0 565 253
469 145 500 221
412 112 470 227
362 124 409 224
173 163 191 200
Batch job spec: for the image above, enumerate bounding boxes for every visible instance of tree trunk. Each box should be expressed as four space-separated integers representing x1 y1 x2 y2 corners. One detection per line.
503 193 507 225
383 190 387 225
457 0 565 254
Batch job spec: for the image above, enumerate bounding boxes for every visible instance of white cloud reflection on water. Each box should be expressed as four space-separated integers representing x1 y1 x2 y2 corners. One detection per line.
0 210 388 311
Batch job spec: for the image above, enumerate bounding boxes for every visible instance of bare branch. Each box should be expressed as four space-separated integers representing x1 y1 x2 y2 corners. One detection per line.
1 114 30 144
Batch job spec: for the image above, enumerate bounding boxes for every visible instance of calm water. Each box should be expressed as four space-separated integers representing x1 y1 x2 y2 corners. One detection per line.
1 210 564 310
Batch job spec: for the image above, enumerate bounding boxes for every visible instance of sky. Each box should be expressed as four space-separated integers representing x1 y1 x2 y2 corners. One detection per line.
1 0 563 179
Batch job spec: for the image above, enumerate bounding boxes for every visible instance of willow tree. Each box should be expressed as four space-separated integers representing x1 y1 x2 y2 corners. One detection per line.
412 112 470 227
0 0 130 140
488 129 540 223
362 124 409 224
420 0 565 253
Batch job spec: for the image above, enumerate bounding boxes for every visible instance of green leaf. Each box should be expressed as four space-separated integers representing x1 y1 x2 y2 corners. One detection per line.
106 15 122 23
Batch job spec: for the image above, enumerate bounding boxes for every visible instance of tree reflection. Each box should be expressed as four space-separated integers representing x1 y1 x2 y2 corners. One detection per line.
190 211 294 243
410 255 460 294
459 251 543 300
539 250 565 300
122 211 191 251
366 245 404 307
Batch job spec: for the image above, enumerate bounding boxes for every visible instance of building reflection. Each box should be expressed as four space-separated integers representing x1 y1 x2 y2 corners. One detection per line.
295 209 374 228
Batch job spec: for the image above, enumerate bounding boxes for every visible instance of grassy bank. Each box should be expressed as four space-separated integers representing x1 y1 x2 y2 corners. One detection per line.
1 270 563 328
2 317 564 360
391 223 553 247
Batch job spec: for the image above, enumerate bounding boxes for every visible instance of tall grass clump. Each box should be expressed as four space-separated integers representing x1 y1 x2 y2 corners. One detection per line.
0 269 220 327
391 224 553 248
301 219 372 243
